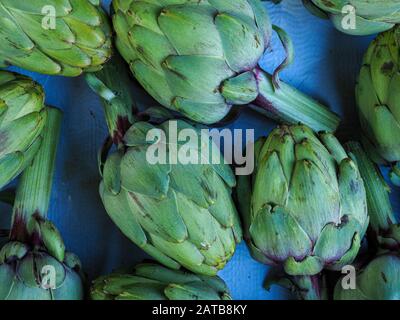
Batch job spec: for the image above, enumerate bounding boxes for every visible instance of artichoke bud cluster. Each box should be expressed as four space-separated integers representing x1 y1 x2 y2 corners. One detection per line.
356 25 400 186
0 0 112 76
238 125 369 276
0 71 47 190
90 262 232 300
0 217 84 300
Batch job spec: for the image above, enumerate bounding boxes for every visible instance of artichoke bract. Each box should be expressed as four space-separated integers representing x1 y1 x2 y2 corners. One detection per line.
334 253 400 300
346 142 400 251
301 0 400 35
356 26 400 186
112 0 340 132
0 0 112 76
0 71 47 190
86 55 242 276
237 125 369 276
0 108 84 300
91 262 232 300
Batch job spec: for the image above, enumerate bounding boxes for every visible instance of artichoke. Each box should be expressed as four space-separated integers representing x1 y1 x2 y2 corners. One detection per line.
345 141 400 251
0 0 112 76
356 26 400 186
301 0 400 36
111 0 340 132
334 253 400 300
91 262 232 300
0 108 84 300
237 125 369 276
0 71 47 190
86 55 242 276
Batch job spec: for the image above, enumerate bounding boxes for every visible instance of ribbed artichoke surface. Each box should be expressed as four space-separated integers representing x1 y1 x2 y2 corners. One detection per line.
334 253 400 300
100 119 242 276
0 71 47 190
356 26 400 186
112 0 339 131
0 0 112 76
91 263 232 300
86 53 242 277
303 0 400 35
112 0 270 124
0 230 84 300
237 125 369 276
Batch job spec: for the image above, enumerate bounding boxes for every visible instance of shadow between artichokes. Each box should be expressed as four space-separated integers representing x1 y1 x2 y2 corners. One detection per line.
237 125 369 276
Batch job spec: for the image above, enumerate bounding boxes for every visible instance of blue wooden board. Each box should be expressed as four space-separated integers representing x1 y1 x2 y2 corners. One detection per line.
1 0 399 300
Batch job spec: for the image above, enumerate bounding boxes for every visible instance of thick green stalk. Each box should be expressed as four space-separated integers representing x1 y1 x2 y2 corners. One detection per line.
252 68 341 132
346 141 400 250
264 268 328 300
10 108 62 243
86 55 136 145
346 141 396 231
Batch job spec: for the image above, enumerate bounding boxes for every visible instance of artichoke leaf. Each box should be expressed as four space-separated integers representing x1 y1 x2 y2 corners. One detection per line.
158 5 224 56
127 189 188 244
249 205 312 263
120 145 171 198
165 282 223 300
287 159 341 241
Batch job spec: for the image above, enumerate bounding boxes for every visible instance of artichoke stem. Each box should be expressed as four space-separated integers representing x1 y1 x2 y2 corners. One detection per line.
251 68 340 132
292 275 328 300
10 108 62 243
85 54 137 145
346 141 396 228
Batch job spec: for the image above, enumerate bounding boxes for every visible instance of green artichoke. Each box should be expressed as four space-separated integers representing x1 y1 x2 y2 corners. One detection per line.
301 0 400 35
334 253 400 300
0 108 84 300
237 125 369 276
346 141 400 251
87 55 242 276
111 0 339 132
0 71 47 190
0 231 84 300
356 26 400 186
0 0 112 76
91 262 232 300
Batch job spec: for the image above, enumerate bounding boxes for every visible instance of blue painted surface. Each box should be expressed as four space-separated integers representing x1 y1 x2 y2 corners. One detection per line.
1 0 399 300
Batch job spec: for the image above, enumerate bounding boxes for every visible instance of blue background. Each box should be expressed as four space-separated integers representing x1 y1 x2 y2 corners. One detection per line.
1 0 399 300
